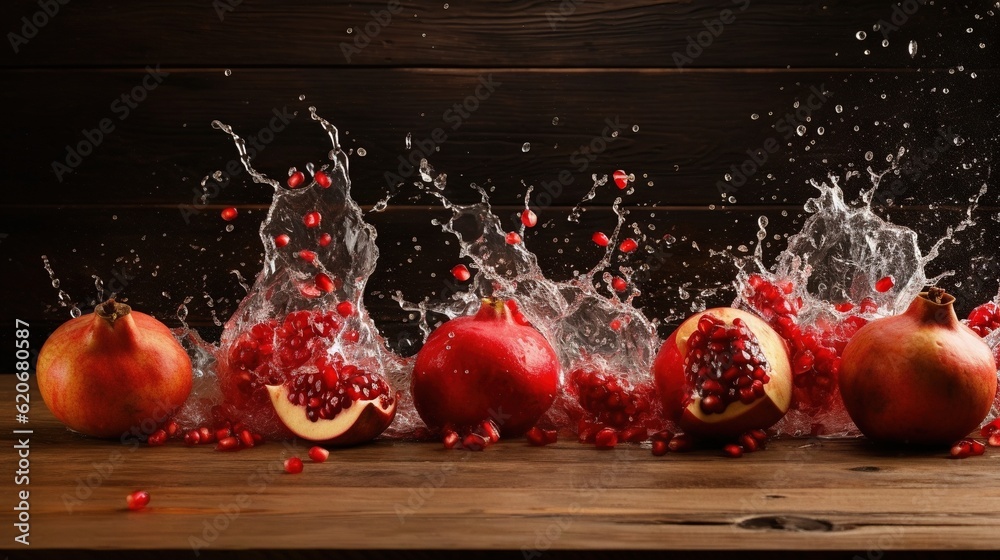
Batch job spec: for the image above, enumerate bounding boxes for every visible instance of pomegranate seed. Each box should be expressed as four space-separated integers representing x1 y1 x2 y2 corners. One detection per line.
834 302 854 312
740 433 758 453
481 420 501 444
874 275 895 293
668 434 693 452
343 329 360 343
315 273 336 293
443 430 461 449
238 429 255 448
505 231 522 245
609 318 622 331
284 457 304 474
183 430 200 446
526 426 548 446
860 297 878 313
723 444 744 458
214 427 232 441
216 436 240 451
314 170 332 188
221 207 238 221
749 429 768 442
308 446 330 463
652 430 674 442
988 433 1000 447
611 277 627 292
651 440 668 456
198 426 214 444
618 426 647 443
165 420 179 437
318 233 332 247
147 429 167 446
126 490 150 511
287 171 305 188
303 211 321 229
612 169 629 189
619 238 638 253
544 429 558 444
451 264 471 282
969 440 986 456
299 250 317 263
336 301 354 317
274 234 290 248
595 427 618 449
463 433 489 451
592 232 610 247
949 442 972 459
521 209 537 228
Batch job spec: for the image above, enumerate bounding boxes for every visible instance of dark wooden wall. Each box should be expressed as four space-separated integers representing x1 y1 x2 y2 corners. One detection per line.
1 1 998 355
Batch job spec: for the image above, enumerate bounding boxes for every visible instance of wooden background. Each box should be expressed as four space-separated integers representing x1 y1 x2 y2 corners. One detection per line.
1 1 998 356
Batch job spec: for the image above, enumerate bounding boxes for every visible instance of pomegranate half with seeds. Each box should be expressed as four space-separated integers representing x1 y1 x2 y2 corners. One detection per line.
411 298 560 436
652 308 793 438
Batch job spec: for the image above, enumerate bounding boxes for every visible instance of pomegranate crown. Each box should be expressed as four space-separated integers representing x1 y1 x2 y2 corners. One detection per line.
95 298 132 325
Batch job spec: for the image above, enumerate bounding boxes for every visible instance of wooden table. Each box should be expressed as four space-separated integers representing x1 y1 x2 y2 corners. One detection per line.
3 384 999 558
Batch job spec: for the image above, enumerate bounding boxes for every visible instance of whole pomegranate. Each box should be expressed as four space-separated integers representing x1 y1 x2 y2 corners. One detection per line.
652 307 793 438
411 298 560 436
37 299 193 438
839 287 997 445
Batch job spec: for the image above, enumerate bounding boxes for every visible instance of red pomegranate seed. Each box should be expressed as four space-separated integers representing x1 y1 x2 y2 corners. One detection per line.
967 303 1000 337
481 420 501 444
343 329 360 343
609 318 622 331
126 490 150 511
526 426 548 446
216 436 240 451
147 429 167 446
618 426 647 443
463 433 489 451
652 430 674 442
198 426 215 444
304 211 321 229
284 457 304 474
165 420 179 437
451 264 471 282
619 238 638 253
214 427 232 441
612 169 629 189
611 277 627 292
988 433 1000 447
749 429 768 443
287 171 305 188
834 302 854 312
592 232 610 247
544 429 558 444
668 434 693 452
740 433 758 453
336 301 354 317
183 429 200 446
506 231 522 245
298 250 317 263
969 440 986 456
723 444 744 458
308 446 330 463
981 418 1000 437
314 170 332 188
949 442 972 459
860 297 878 313
651 440 668 456
874 275 895 293
221 207 238 221
521 209 538 228
595 427 618 449
315 273 336 293
274 234 290 248
443 430 461 449
318 233 332 247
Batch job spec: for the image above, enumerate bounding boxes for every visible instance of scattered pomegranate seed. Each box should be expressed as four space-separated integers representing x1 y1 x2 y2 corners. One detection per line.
443 430 461 449
198 426 215 444
980 418 1000 437
316 273 336 293
216 436 240 451
668 434 693 452
481 420 501 444
147 429 167 446
304 211 322 229
967 303 1000 337
651 430 674 442
749 429 768 443
609 318 622 331
287 171 305 188
834 302 854 312
336 301 354 317
619 238 638 253
612 169 629 189
284 457 304 474
651 440 668 456
521 209 538 228
451 264 471 282
989 433 1000 447
215 427 232 441
544 429 558 444
274 234 290 248
126 490 150 511
595 427 618 449
308 446 330 463
723 444 744 458
592 232 610 247
506 231 522 245
874 275 895 293
343 329 360 343
298 250 317 263
183 429 201 446
318 233 332 247
314 170 332 188
611 277 627 292
221 207 238 221
526 426 548 446
969 440 986 456
463 432 489 451
739 433 758 453
618 426 647 443
165 420 179 437
860 297 878 314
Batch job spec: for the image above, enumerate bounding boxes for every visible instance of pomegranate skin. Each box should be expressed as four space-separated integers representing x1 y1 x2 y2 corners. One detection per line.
411 299 560 436
38 300 193 439
839 289 997 446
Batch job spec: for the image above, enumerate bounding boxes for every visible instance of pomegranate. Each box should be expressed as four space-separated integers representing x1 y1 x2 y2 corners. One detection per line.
411 298 560 436
37 299 193 438
126 490 150 511
839 288 997 445
652 307 793 439
569 366 656 444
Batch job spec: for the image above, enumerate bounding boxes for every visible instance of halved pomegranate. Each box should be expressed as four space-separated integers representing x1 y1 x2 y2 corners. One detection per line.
652 308 792 438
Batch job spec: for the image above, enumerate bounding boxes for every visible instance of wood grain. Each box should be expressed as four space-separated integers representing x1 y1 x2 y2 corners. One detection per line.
2 384 999 553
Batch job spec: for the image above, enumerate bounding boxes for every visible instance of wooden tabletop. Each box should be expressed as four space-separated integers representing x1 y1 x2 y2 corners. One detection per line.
3 383 999 556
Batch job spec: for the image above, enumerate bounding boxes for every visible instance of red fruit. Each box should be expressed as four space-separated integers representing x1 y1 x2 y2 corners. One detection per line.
619 238 638 253
526 426 549 446
198 426 215 444
521 209 537 228
834 302 854 313
983 419 1000 438
451 264 471 282
722 444 744 458
287 171 305 188
652 307 793 439
739 433 758 452
298 250 317 263
544 429 558 444
506 231 522 245
989 433 1000 447
570 367 654 436
37 299 193 438
969 439 986 456
304 211 321 229
480 420 501 444
667 433 693 452
651 440 668 456
967 302 1000 337
126 490 150 511
874 275 895 293
147 429 167 446
216 436 240 451
595 427 618 448
443 430 461 449
221 207 238 221
184 429 201 446
612 169 629 189
462 432 489 451
609 319 622 331
411 298 560 436
336 301 354 317
592 232 610 247
316 273 335 293
314 170 332 188
618 426 647 443
611 277 627 293
949 441 972 459
840 288 997 445
274 234 290 248
318 233 332 247
284 457 304 473
239 429 256 448
308 446 330 463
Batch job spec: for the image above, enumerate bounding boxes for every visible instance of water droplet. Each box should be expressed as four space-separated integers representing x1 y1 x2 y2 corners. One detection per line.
443 2 449 8
70 307 82 319
758 216 769 229
881 39 889 48
552 117 559 125
521 142 531 152
347 27 353 34
816 126 825 136
728 196 736 203
750 113 759 120
298 94 306 101
796 125 807 136
835 104 843 113
967 27 974 33
357 147 367 157
942 88 949 94
864 49 871 55
856 31 867 40
908 40 918 58
864 151 874 161
663 234 676 245
224 69 232 76
953 135 965 146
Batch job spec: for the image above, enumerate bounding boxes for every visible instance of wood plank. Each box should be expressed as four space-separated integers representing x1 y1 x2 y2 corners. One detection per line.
1 1 995 69
2 68 996 208
2 385 1000 551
